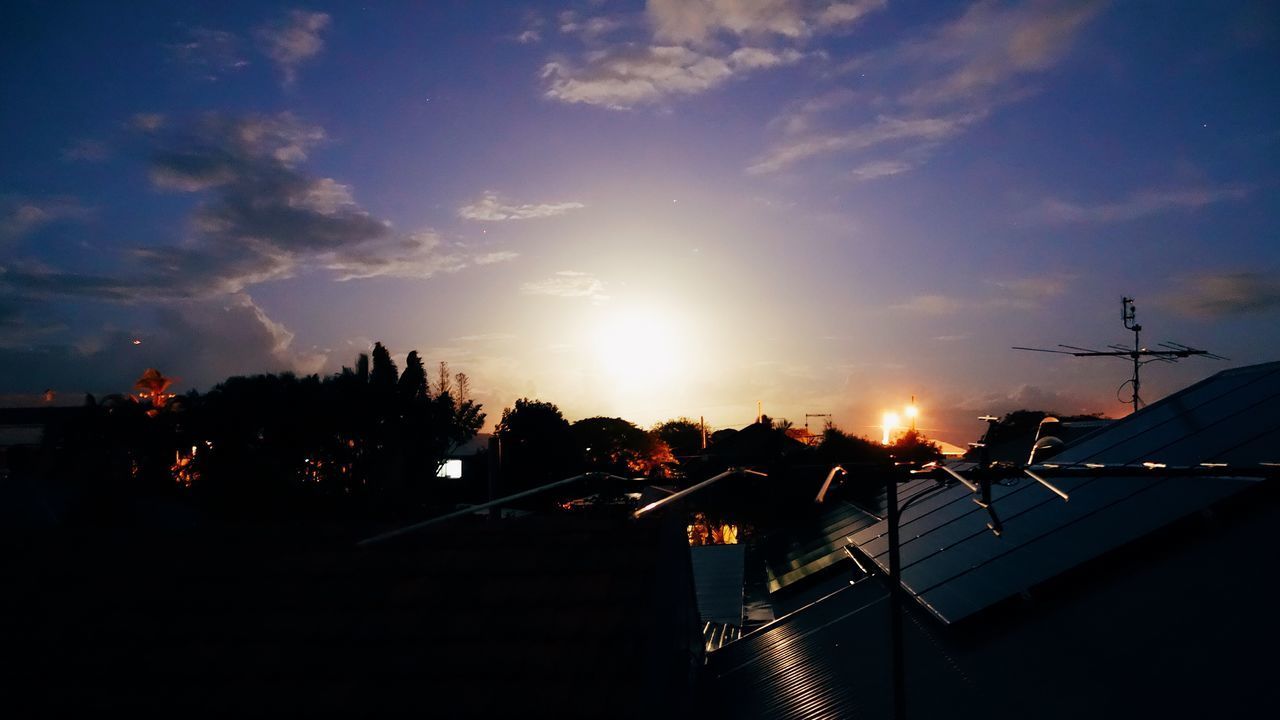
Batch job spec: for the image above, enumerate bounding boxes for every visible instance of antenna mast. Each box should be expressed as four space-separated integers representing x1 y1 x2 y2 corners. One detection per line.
1013 296 1226 414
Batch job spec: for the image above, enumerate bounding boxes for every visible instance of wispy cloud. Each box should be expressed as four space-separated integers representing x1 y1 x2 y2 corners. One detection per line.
129 113 167 133
559 11 626 39
521 271 608 300
894 0 1107 107
755 0 1107 178
61 139 110 163
850 159 914 181
458 191 585 221
749 113 980 174
891 294 967 315
893 273 1073 314
167 27 250 80
1168 271 1280 318
1024 185 1250 225
0 197 92 241
255 10 331 85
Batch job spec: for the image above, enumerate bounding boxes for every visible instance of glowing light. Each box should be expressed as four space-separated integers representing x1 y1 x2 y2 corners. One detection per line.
131 339 142 345
882 411 901 445
904 404 918 419
591 304 683 391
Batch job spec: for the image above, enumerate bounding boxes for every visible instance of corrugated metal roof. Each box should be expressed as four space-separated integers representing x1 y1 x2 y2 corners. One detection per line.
700 579 978 718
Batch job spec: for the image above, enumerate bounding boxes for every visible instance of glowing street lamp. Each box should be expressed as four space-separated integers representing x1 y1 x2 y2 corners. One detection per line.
882 411 901 445
904 396 918 432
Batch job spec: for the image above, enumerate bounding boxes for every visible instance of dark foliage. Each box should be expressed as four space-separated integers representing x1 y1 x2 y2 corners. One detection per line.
36 345 485 526
652 417 704 458
572 416 674 478
494 399 580 490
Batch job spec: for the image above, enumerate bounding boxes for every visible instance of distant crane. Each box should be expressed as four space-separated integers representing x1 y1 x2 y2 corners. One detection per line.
804 413 832 434
1014 296 1226 413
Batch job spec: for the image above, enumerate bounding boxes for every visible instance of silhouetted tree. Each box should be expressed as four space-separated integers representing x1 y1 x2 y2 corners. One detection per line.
370 343 398 389
573 416 675 478
816 426 888 465
653 417 704 458
889 429 943 464
399 351 427 400
495 399 579 489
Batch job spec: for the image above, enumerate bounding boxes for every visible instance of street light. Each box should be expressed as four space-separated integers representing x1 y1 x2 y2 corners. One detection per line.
882 411 901 445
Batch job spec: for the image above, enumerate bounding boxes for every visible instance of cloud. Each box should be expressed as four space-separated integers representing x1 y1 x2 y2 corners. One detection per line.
61 139 110 163
818 1 888 29
167 27 250 80
130 113 167 133
541 1 847 109
891 294 966 315
517 29 542 44
893 274 1073 314
1024 185 1250 225
521 271 608 300
0 113 511 301
895 0 1107 107
646 0 883 44
324 231 514 281
1168 271 1280 318
543 43 805 109
755 0 1105 178
850 159 913 180
559 12 626 39
0 197 92 241
458 191 586 221
0 294 325 395
748 112 980 174
256 10 331 84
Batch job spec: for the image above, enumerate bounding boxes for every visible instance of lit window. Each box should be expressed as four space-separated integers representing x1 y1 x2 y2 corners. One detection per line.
436 459 463 479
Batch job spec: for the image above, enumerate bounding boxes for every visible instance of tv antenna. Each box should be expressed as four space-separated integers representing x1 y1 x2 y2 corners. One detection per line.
1013 297 1226 413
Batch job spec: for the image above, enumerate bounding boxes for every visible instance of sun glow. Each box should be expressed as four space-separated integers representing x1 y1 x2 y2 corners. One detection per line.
591 304 684 391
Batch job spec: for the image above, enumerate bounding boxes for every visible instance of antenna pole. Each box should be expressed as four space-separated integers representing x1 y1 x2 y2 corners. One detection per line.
1013 296 1221 414
1123 297 1143 413
885 467 906 720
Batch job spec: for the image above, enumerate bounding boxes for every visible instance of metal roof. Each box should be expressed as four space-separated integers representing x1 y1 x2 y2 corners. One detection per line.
846 361 1280 625
700 579 978 719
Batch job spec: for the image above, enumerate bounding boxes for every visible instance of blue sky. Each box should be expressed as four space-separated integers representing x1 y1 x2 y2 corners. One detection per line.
2 0 1278 442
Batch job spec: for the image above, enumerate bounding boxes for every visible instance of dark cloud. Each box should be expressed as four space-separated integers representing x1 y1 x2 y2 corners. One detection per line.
1 113 511 302
1169 272 1280 318
0 196 93 242
0 295 324 395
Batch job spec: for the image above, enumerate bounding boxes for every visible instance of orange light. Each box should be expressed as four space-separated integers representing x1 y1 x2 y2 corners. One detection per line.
882 411 901 445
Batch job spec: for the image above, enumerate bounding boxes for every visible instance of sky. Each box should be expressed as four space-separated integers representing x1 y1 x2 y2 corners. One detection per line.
1 0 1278 444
